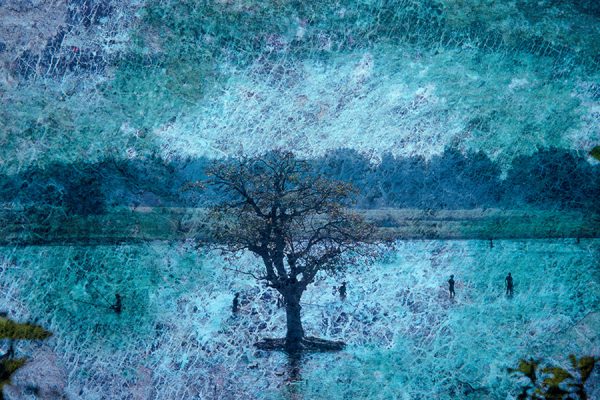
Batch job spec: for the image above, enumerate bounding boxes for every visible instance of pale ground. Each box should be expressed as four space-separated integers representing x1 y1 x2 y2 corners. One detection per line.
1 239 598 399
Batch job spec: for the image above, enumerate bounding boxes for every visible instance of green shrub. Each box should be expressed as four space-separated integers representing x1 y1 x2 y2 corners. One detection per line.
509 355 598 399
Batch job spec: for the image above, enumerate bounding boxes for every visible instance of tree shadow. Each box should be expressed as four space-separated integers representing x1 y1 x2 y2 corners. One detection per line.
283 350 304 400
255 337 345 352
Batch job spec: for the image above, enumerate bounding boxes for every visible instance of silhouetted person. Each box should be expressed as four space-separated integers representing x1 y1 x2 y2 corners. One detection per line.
232 292 240 313
110 293 122 314
489 239 494 248
448 275 455 298
339 282 347 300
505 273 514 297
277 294 285 309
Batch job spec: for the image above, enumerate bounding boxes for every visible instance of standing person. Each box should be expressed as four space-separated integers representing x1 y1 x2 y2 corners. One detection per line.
232 292 240 314
448 275 455 299
110 293 122 314
338 282 347 301
505 273 514 297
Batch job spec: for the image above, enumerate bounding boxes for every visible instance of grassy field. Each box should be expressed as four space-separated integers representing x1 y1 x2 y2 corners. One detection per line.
1 239 598 399
1 207 597 245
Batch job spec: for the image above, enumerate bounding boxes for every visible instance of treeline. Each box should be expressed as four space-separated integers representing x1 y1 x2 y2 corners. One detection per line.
0 148 597 214
316 148 599 211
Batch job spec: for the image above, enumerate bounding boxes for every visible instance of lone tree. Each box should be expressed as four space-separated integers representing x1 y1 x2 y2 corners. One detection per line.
204 151 378 352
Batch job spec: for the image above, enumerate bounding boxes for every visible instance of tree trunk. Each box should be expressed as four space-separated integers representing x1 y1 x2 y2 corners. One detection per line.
283 289 304 351
254 284 346 352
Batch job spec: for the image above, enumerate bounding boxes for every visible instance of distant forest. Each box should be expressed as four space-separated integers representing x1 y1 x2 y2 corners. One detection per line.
1 148 598 214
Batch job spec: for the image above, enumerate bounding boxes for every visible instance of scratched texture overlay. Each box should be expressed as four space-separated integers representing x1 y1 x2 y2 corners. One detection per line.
1 1 599 399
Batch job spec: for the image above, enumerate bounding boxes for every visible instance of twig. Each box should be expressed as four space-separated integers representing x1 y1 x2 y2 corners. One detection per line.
223 267 265 281
73 299 109 309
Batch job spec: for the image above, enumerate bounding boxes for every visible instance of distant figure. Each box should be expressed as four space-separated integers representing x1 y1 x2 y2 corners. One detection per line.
489 239 494 248
505 273 514 297
110 294 122 314
276 294 285 309
232 292 240 314
448 275 455 299
576 237 580 244
339 282 347 300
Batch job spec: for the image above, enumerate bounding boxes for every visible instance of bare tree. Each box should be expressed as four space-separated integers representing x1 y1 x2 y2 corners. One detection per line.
204 151 378 352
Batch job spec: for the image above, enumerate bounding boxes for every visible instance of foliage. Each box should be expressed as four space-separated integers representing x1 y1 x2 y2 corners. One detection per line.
0 358 27 400
509 355 598 399
205 150 377 281
591 146 600 161
504 148 600 212
0 317 52 340
0 317 52 399
1 147 597 213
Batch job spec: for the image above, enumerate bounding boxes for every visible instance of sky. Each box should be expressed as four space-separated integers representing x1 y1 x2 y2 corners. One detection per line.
1 0 599 174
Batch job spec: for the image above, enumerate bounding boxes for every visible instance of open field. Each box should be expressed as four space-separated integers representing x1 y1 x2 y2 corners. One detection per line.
1 239 598 399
